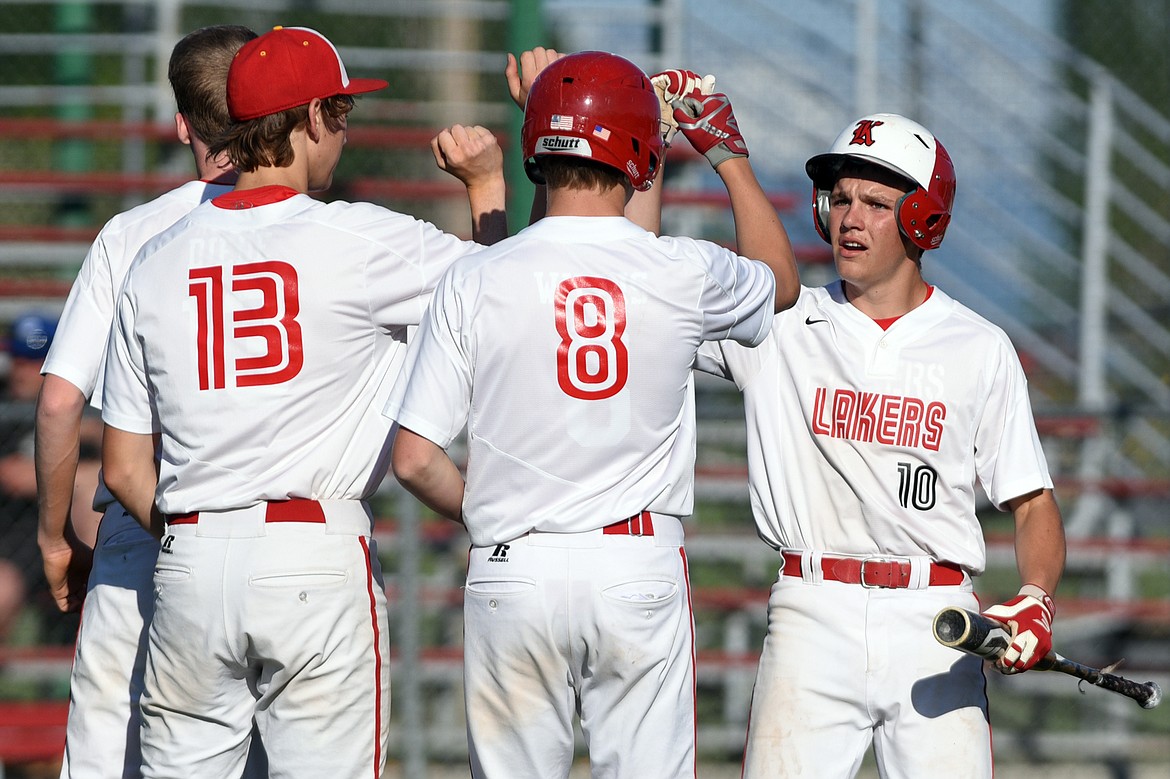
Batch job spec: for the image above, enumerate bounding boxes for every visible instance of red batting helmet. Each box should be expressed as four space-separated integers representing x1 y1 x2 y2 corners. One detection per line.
805 113 956 251
521 51 663 191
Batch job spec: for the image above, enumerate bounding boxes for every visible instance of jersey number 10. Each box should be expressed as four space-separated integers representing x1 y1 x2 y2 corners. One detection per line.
897 461 939 510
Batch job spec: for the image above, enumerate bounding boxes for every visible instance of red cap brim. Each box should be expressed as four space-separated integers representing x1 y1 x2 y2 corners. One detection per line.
341 77 389 96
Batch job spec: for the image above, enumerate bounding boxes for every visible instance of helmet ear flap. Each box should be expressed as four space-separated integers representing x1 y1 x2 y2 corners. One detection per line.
896 187 950 250
811 183 951 250
634 152 660 192
524 156 546 186
812 186 832 244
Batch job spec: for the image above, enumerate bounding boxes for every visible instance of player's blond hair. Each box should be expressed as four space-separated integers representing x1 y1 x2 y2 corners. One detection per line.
209 95 354 172
168 25 257 145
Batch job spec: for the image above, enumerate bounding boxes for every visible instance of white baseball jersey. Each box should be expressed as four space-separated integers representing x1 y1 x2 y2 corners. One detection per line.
45 180 231 515
697 283 1053 575
46 180 228 410
102 186 481 513
385 215 776 547
41 180 237 779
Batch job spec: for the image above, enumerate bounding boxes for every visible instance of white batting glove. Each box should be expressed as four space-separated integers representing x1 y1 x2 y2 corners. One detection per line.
981 584 1055 674
650 69 716 146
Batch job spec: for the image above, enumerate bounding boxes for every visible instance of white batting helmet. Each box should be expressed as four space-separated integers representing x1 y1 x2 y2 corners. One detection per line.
805 113 956 251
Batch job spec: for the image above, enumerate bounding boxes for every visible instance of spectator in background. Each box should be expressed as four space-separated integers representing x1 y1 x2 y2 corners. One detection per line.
0 311 100 644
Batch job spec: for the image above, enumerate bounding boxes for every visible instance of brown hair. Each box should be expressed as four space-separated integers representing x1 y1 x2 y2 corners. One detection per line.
537 156 628 193
168 25 257 144
209 95 354 172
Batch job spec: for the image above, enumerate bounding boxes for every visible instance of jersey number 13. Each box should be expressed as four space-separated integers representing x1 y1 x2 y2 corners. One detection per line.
188 262 304 390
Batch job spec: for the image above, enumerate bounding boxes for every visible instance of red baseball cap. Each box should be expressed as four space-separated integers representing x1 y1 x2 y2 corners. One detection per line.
227 26 388 121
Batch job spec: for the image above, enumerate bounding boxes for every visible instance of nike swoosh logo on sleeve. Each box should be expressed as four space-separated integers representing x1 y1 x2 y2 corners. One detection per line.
805 316 828 325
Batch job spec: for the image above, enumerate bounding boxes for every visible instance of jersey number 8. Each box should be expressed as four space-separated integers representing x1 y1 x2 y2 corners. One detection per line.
555 276 628 401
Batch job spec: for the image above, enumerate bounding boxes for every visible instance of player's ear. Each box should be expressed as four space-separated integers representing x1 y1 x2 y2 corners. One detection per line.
305 99 324 143
175 113 192 147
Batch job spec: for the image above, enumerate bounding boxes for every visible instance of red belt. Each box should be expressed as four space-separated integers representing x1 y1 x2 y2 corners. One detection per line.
781 551 964 588
602 511 655 536
167 499 326 526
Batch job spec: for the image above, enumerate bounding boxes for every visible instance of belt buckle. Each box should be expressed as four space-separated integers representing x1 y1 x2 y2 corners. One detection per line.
859 557 904 589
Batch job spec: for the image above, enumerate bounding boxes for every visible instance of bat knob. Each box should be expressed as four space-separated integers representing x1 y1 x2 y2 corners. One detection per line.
1141 681 1162 710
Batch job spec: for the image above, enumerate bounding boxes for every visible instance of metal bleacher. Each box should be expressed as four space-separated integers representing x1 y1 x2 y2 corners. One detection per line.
0 1 1168 777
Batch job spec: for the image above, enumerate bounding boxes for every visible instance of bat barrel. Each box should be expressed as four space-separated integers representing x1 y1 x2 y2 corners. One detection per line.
933 607 1010 661
932 607 971 647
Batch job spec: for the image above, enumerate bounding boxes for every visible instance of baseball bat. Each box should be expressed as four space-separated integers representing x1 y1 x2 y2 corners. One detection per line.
932 606 1162 709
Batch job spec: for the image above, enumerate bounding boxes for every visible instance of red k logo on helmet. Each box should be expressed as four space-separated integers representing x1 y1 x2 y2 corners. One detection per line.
849 119 884 147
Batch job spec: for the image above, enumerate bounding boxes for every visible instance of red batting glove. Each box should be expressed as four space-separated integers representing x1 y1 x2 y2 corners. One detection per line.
650 69 716 146
672 93 748 169
981 584 1055 674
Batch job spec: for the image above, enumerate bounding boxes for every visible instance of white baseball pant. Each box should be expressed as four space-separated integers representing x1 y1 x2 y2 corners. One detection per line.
463 514 697 779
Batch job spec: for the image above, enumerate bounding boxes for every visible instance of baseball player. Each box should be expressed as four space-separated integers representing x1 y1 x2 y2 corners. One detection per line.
99 26 507 778
695 113 1067 777
34 26 269 779
386 51 799 778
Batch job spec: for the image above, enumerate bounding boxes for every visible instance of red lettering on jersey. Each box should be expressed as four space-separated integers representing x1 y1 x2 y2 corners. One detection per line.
923 402 946 451
876 395 901 444
189 267 226 390
232 261 304 387
898 397 924 448
188 262 304 391
555 277 628 400
850 391 879 441
832 389 856 438
810 386 947 453
811 387 831 435
850 119 884 147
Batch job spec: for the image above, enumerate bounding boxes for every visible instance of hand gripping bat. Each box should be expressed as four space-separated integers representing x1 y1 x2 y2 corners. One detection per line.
932 606 1162 709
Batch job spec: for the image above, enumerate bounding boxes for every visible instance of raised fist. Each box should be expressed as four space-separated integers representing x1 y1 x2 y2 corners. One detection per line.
506 47 565 109
650 69 715 146
672 92 748 168
981 585 1055 674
